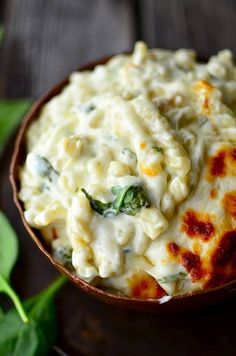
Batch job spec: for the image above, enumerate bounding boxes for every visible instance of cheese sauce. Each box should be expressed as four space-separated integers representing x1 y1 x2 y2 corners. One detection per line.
19 42 236 298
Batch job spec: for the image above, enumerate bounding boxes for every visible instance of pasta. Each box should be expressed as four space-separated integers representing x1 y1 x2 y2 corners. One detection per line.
19 42 236 298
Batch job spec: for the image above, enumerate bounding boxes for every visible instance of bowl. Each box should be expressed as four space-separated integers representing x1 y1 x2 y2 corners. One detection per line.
10 55 236 312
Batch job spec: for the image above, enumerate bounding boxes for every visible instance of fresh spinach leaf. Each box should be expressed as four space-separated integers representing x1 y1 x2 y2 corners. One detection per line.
0 307 4 321
0 100 31 153
0 212 18 281
158 272 187 284
0 316 45 356
82 185 150 217
25 275 66 347
0 25 4 44
0 212 28 323
0 274 28 324
0 276 66 356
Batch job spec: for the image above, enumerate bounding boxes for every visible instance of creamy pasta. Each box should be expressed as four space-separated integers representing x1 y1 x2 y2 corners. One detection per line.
19 42 236 298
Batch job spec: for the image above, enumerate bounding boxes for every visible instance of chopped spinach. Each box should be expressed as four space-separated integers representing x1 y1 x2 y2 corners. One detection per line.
121 148 137 163
53 246 73 270
158 272 187 284
82 185 150 217
123 248 131 254
34 156 59 183
112 185 150 216
85 103 96 113
81 189 113 217
153 146 163 153
199 116 209 127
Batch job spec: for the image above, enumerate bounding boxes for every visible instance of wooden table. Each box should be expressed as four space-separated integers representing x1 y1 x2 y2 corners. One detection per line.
1 1 236 355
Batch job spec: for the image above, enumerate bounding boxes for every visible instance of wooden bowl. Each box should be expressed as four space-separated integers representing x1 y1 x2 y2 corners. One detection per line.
10 56 236 312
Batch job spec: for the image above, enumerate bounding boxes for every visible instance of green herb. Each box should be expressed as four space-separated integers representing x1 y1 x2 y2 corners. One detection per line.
0 100 31 153
0 212 18 281
81 188 113 216
153 146 163 153
82 185 150 217
158 272 187 284
0 276 66 355
121 148 137 163
85 103 96 113
34 155 59 183
0 308 4 321
199 116 209 127
53 246 73 270
0 25 4 44
0 212 28 323
112 185 150 216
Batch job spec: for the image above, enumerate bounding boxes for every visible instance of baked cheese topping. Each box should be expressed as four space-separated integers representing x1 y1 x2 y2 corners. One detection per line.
19 42 236 298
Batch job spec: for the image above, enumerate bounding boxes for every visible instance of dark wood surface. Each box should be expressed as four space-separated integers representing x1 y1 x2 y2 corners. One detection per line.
1 1 236 355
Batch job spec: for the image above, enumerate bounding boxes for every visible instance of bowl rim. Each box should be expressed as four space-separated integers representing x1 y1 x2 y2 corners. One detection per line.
9 53 236 310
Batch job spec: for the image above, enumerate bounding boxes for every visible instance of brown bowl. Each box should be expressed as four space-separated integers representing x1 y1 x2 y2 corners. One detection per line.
10 55 236 312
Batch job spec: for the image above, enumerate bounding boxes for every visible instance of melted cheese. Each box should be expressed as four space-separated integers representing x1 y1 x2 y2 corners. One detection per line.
19 42 236 298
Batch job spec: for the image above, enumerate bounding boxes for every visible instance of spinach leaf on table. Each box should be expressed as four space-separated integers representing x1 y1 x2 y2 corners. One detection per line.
0 212 18 281
0 307 4 321
0 26 4 44
0 100 31 153
0 212 28 323
0 276 66 356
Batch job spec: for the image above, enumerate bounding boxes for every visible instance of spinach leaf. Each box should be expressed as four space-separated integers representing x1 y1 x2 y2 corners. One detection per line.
0 307 4 321
0 26 4 44
0 274 28 324
53 246 73 270
113 185 150 216
0 212 28 323
82 185 150 217
25 275 66 347
0 100 31 153
33 155 59 183
0 314 44 356
0 212 18 281
0 276 66 356
158 272 187 284
81 188 113 216
85 103 96 112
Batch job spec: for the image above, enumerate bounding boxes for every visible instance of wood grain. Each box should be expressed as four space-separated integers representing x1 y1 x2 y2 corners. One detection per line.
139 0 236 57
0 0 136 98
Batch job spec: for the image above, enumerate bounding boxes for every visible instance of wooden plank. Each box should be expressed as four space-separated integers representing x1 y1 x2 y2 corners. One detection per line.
0 0 136 98
139 0 236 57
